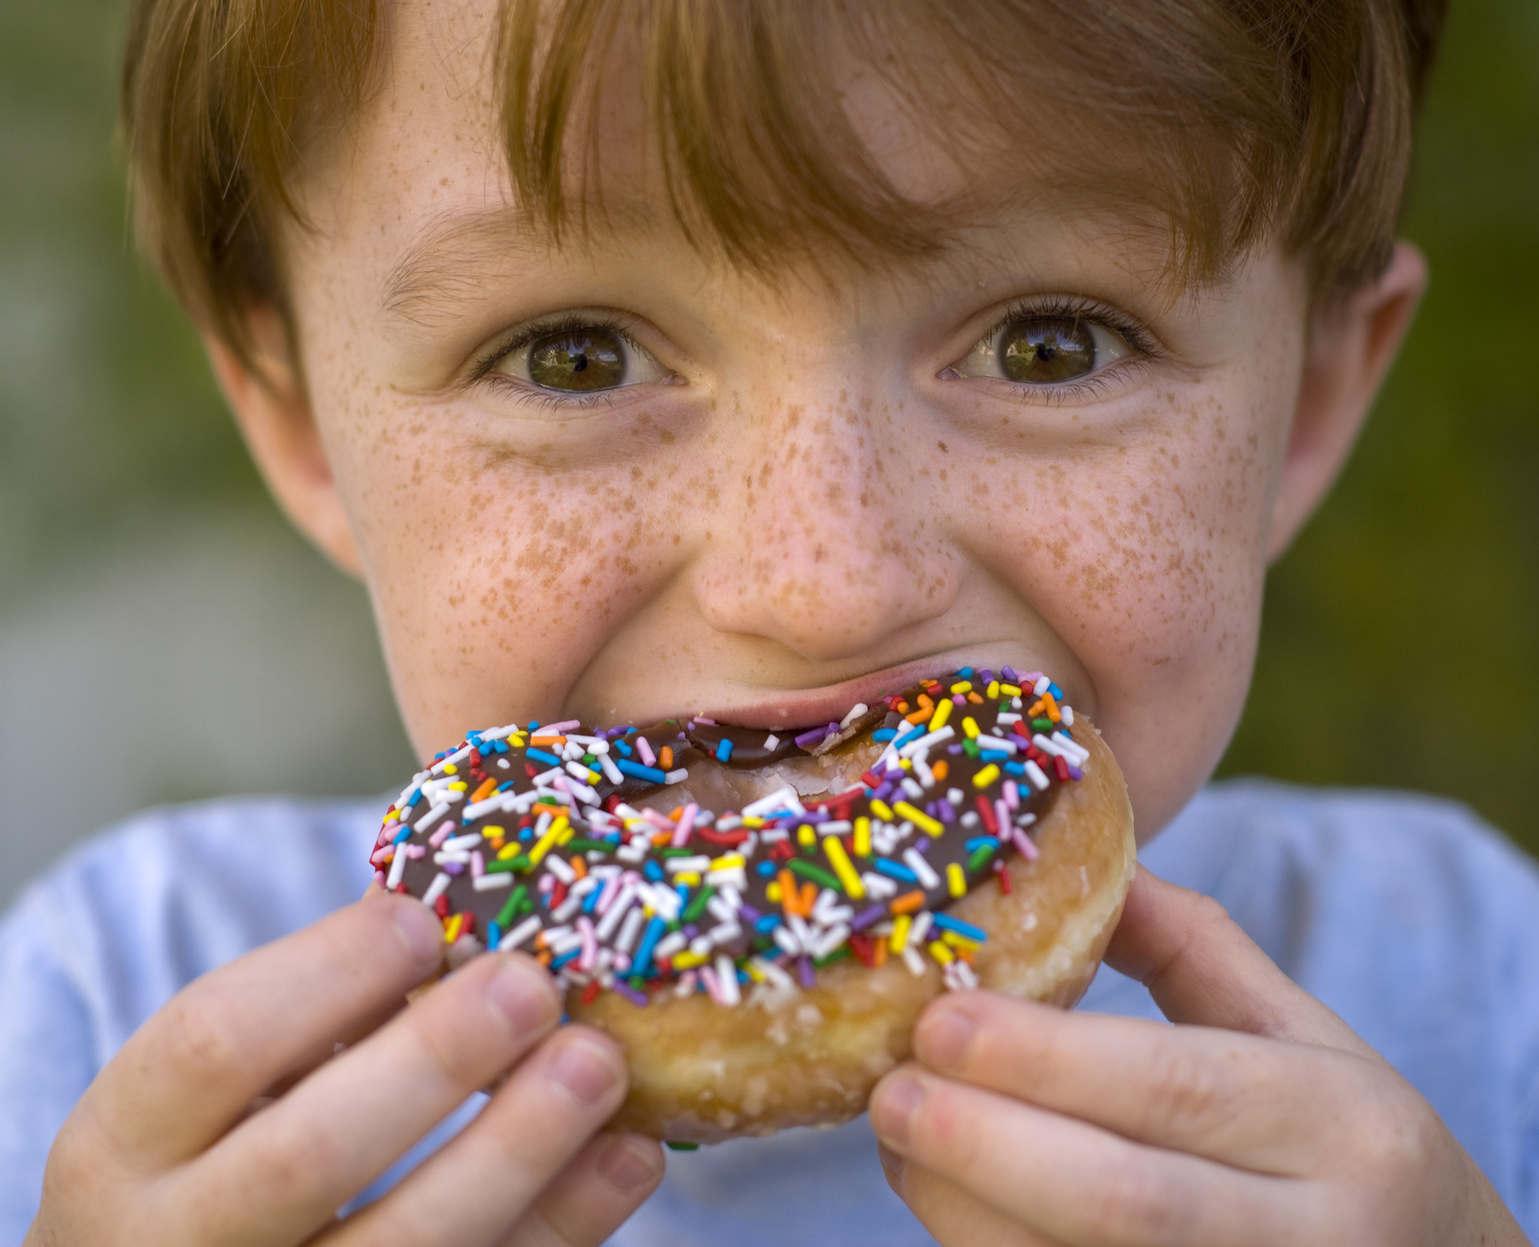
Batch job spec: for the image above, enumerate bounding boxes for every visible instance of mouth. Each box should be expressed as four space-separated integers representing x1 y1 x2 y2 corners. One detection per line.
695 650 1047 732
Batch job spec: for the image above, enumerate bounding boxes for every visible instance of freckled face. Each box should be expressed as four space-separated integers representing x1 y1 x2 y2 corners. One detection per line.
280 0 1307 839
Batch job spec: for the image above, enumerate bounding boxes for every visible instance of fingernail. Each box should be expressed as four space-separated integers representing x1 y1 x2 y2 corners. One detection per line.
870 1074 922 1147
550 1036 621 1105
599 1134 663 1193
919 1003 976 1072
876 1142 905 1191
387 895 445 964
483 958 558 1034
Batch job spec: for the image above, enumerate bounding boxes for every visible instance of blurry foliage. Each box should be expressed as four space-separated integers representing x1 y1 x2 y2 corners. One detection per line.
1 0 1534 850
1216 0 1539 857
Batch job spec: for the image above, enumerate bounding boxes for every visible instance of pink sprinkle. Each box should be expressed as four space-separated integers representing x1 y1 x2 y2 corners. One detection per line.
373 869 387 887
636 736 657 767
693 716 718 726
995 799 1011 840
428 820 456 847
470 849 485 879
369 846 394 868
544 719 581 733
577 916 597 970
952 694 966 706
672 803 699 847
595 874 622 914
699 964 722 1003
1020 671 1045 686
1003 780 1020 810
538 873 556 893
404 844 426 859
1011 828 1039 861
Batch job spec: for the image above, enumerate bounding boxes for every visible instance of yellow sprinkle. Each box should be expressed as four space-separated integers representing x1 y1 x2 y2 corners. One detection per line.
743 816 765 829
892 801 943 837
962 716 980 740
711 854 746 871
449 780 468 791
586 768 600 785
443 914 464 943
890 913 913 954
677 872 702 886
671 951 708 969
942 931 980 954
927 940 954 964
949 680 973 695
744 961 766 982
899 758 913 771
766 882 783 903
824 837 865 899
1001 683 1022 696
797 824 816 848
854 816 872 858
947 863 966 897
973 763 1002 788
870 798 895 822
384 812 399 824
928 698 953 732
555 818 575 845
442 764 458 775
986 680 1000 699
528 822 564 866
482 825 505 839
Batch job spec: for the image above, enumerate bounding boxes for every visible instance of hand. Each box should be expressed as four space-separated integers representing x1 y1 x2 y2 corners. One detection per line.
26 886 663 1246
869 865 1530 1246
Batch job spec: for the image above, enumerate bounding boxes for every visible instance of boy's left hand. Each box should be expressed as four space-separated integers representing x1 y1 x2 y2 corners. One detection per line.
870 866 1531 1246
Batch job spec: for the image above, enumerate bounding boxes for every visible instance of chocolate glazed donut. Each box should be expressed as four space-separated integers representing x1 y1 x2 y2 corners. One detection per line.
370 667 1136 1143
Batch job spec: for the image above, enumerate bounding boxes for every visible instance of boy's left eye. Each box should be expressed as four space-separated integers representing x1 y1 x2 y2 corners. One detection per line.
491 323 670 393
949 313 1134 386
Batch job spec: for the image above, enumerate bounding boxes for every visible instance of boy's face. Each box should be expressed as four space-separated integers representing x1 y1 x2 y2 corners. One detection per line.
245 0 1396 839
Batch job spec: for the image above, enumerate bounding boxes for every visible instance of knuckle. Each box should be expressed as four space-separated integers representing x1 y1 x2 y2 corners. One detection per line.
1344 1079 1440 1180
1089 1163 1192 1245
160 993 248 1084
1140 1041 1227 1133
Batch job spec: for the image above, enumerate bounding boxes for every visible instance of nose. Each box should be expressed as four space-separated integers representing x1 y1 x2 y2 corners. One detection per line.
692 381 961 664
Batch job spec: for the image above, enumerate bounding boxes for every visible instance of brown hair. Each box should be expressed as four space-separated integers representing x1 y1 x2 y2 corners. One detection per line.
121 0 1446 365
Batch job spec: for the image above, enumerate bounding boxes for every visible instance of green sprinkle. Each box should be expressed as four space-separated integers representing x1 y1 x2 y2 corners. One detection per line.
485 856 527 874
665 1141 700 1151
659 847 697 858
1032 717 1054 731
565 838 613 854
682 885 717 923
962 739 980 757
787 858 841 891
967 845 997 872
495 884 529 929
813 945 852 968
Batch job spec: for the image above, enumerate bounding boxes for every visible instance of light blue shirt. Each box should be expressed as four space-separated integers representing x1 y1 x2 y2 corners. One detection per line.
3 781 1538 1243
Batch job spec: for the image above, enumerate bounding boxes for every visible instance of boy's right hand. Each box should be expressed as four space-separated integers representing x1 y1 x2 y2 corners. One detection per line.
25 886 663 1246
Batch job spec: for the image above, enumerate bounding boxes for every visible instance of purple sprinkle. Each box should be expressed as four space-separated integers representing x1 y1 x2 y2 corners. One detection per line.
738 904 763 923
794 725 830 749
804 809 829 824
797 956 816 988
682 923 699 939
612 982 649 1007
1068 765 1084 781
936 798 956 823
978 669 995 688
851 904 887 932
911 838 932 855
924 800 939 819
872 781 896 802
443 861 464 875
1000 665 1019 683
948 743 964 755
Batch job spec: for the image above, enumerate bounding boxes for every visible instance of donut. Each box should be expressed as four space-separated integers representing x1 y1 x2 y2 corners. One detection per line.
370 667 1136 1142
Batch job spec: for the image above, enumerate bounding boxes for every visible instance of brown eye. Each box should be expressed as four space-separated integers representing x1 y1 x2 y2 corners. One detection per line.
999 316 1095 384
527 328 625 391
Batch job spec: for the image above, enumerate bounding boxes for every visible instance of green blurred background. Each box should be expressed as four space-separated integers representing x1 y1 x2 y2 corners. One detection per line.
0 0 1534 905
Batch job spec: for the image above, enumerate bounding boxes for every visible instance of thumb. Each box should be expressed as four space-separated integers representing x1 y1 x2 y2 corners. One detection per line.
1104 865 1375 1057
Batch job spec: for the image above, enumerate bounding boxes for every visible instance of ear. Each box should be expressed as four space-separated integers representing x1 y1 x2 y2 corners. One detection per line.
1266 241 1428 561
202 308 364 576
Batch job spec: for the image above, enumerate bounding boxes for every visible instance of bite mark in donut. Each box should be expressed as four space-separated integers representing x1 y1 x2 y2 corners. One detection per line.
371 665 1136 1141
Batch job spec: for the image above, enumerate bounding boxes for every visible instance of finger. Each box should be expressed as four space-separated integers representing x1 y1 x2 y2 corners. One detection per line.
173 950 562 1245
910 990 1377 1173
498 1132 665 1247
881 1146 1064 1247
82 887 444 1166
871 1066 1321 1247
322 1026 630 1247
1105 866 1372 1054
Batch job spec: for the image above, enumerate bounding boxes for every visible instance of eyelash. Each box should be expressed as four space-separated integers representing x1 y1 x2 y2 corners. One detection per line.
966 295 1161 400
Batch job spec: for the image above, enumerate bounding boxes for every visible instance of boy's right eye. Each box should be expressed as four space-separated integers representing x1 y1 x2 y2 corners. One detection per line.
488 321 671 395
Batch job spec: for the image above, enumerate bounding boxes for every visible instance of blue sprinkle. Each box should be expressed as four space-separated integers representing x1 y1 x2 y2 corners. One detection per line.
716 738 734 763
872 728 897 742
964 836 1001 853
392 826 411 845
493 739 509 754
487 920 502 947
875 858 918 883
1049 683 1064 700
893 724 926 750
582 887 602 913
932 913 988 942
1004 760 1026 776
644 860 664 882
527 721 541 731
978 748 1009 762
616 757 668 784
526 747 563 768
959 666 974 677
519 827 534 841
615 740 634 757
754 914 783 934
756 860 776 878
631 916 667 976
551 948 581 969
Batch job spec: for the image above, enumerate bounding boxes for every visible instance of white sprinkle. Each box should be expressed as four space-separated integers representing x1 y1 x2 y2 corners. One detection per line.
497 758 511 770
840 702 869 729
743 786 804 819
1061 705 1074 726
996 712 1021 726
653 932 688 961
616 907 645 954
595 882 638 939
910 911 934 946
1024 760 1051 791
385 848 409 889
900 725 955 758
817 820 853 836
763 733 781 751
665 855 713 874
1034 676 1052 695
564 760 595 783
903 848 941 891
861 872 898 899
443 833 483 852
900 777 924 800
551 892 584 923
773 925 800 957
421 873 451 906
432 850 471 866
498 916 542 950
663 768 690 784
715 955 741 1005
473 872 513 891
902 946 927 976
975 736 1018 755
947 787 965 805
544 855 576 884
413 802 452 832
599 751 624 784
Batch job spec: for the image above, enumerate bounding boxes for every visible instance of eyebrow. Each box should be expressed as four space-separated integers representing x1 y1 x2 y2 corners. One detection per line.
381 208 543 325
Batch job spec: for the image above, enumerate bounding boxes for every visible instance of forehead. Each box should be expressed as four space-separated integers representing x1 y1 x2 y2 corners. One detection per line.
298 0 1212 307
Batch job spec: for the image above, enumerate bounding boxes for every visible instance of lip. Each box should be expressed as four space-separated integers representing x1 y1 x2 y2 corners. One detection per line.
695 650 1040 731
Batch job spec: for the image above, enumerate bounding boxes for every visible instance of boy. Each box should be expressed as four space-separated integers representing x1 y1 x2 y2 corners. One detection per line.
6 0 1537 1241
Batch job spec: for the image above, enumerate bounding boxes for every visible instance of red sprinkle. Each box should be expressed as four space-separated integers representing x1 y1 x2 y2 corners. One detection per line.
1054 755 1071 782
976 795 998 837
998 864 1014 895
581 980 602 1004
433 894 451 918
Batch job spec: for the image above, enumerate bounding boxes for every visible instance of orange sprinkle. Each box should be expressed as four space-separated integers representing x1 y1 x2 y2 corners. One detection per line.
660 745 674 769
800 881 817 913
872 940 889 968
777 869 803 915
1041 692 1061 721
890 889 926 915
470 777 498 803
931 759 949 782
530 735 567 747
650 830 672 846
967 691 984 704
669 806 685 821
571 856 587 880
904 709 928 726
